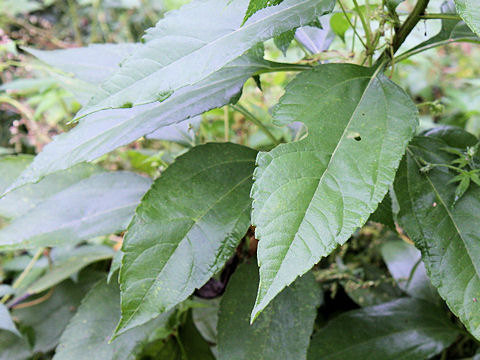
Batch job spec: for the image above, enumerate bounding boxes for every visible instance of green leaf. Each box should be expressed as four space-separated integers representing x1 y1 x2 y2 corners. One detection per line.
25 44 141 84
25 245 114 295
217 261 320 360
75 0 335 119
368 192 395 229
0 161 100 219
0 331 31 360
0 304 21 337
11 271 104 355
192 298 220 344
381 239 440 304
178 312 215 360
54 279 173 360
244 0 283 22
307 298 459 359
251 64 418 320
386 0 404 12
4 53 278 193
274 29 296 55
394 129 480 339
399 1 479 59
0 172 151 250
0 155 32 195
455 0 480 36
330 13 351 42
116 143 257 335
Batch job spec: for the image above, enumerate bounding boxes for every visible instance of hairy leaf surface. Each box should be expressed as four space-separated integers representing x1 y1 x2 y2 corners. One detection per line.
251 64 418 319
117 143 256 334
394 129 480 339
217 261 320 360
76 0 334 118
455 0 480 36
0 172 151 249
307 298 459 359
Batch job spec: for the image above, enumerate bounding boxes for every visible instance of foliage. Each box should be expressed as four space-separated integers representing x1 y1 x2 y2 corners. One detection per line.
1 0 480 359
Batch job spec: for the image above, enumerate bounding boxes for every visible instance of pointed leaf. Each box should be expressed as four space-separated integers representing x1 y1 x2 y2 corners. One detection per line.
217 262 320 360
5 53 276 193
54 279 173 360
307 298 459 360
75 0 335 119
117 143 257 334
455 0 480 36
251 64 418 319
0 172 151 250
0 304 21 337
394 129 480 339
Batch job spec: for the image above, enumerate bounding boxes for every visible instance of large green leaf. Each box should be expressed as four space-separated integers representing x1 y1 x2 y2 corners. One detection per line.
0 159 100 219
54 279 173 360
307 298 459 359
399 1 479 60
251 64 418 319
455 0 480 36
217 261 320 360
25 44 141 84
117 143 256 335
75 0 334 119
0 172 151 250
4 52 282 194
394 128 480 339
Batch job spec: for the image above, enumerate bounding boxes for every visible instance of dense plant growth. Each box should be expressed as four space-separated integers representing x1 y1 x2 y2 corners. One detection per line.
1 0 480 358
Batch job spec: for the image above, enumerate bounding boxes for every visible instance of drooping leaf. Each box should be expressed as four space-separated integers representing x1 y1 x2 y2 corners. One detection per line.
0 304 21 337
75 0 335 119
11 271 104 355
117 143 257 335
394 128 480 339
251 64 418 320
0 172 151 250
25 44 141 84
455 0 480 36
330 13 351 42
307 298 459 360
54 279 174 360
4 53 282 194
25 245 114 295
399 1 479 59
381 239 440 304
0 161 100 219
217 261 320 360
274 29 296 55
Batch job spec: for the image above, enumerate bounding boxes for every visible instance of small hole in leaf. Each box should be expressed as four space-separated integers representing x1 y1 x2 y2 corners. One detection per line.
347 131 362 142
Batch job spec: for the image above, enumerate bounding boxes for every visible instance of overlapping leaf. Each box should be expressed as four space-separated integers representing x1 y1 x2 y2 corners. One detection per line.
117 143 257 335
455 0 480 36
251 64 418 320
0 172 151 250
75 0 335 119
307 298 459 359
394 128 480 339
217 262 320 360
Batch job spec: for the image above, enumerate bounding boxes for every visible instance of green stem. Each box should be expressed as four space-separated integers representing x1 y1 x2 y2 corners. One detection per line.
0 248 44 304
67 0 83 45
353 0 372 48
255 61 313 74
375 0 430 68
419 13 461 20
339 0 367 49
230 104 280 146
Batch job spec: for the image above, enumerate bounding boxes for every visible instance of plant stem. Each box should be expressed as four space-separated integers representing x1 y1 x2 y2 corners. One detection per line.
0 248 44 304
338 0 367 49
255 61 313 74
353 0 372 47
230 104 280 146
375 0 430 68
224 106 229 142
419 13 461 20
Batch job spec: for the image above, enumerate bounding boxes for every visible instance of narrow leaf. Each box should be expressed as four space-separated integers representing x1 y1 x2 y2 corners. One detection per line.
217 261 320 360
117 143 257 335
0 172 151 250
251 64 418 320
307 298 459 359
75 0 335 119
394 128 480 339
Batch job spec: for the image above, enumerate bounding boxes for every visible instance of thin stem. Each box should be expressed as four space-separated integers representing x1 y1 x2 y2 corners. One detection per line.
67 0 83 45
230 104 280 146
353 0 372 47
224 106 229 142
1 248 44 304
255 61 313 75
419 13 461 20
338 0 367 49
375 0 430 68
